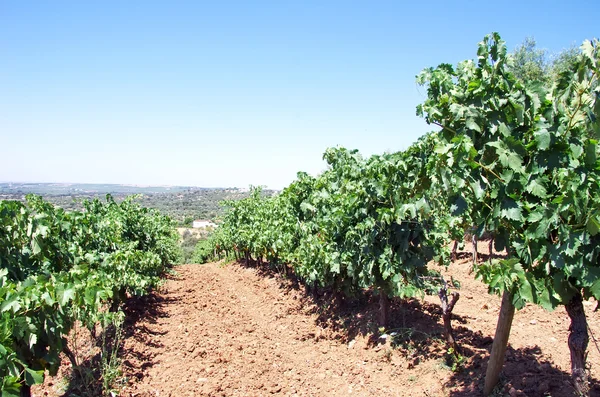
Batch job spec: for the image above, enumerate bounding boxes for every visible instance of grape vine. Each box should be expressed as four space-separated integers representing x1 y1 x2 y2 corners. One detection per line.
211 33 599 395
0 195 179 396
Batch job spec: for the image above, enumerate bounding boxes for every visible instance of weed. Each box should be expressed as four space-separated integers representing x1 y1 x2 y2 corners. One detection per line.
63 311 126 397
99 312 126 396
443 347 466 372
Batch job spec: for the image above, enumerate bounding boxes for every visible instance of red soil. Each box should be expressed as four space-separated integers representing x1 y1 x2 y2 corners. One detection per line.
33 241 600 396
118 245 599 396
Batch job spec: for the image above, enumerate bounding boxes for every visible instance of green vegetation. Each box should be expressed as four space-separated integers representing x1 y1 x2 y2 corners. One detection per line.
0 184 262 227
192 239 215 264
0 194 179 396
209 34 599 396
418 33 599 395
509 37 580 83
207 142 453 325
179 229 202 264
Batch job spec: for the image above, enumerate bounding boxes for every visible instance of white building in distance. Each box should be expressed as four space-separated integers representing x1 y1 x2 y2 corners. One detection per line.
192 219 217 229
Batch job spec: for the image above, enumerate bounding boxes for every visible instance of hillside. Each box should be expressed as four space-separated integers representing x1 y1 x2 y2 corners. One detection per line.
0 183 272 226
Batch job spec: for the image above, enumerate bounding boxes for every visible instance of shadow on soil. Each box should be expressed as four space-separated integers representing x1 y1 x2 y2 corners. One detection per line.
236 258 599 397
448 343 600 396
57 276 178 397
120 288 179 382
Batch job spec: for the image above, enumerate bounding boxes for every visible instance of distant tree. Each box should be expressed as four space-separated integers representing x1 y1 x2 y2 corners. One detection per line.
508 37 579 83
548 46 580 78
509 37 548 82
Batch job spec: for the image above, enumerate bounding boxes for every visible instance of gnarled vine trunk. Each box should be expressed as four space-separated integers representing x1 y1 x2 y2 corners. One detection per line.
565 291 590 396
378 291 390 328
438 285 460 354
451 240 458 261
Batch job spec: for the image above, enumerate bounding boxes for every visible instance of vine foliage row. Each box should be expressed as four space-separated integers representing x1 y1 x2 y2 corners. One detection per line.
209 34 600 395
0 195 179 396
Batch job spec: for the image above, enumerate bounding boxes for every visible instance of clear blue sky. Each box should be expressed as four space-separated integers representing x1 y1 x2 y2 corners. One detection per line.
2 1 598 189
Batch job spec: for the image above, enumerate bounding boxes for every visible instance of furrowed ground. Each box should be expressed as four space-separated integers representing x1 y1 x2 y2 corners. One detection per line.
114 242 599 397
34 243 600 397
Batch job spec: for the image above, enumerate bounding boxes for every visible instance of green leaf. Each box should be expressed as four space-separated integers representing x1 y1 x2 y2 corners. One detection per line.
24 368 44 386
537 286 555 311
534 129 551 150
527 210 544 223
0 295 21 313
466 118 481 133
31 236 42 255
553 274 576 303
570 144 584 159
434 143 453 155
499 150 523 171
1 382 21 397
581 40 595 62
469 180 485 200
56 285 76 306
586 215 600 236
467 80 481 91
518 277 534 303
526 179 547 198
498 122 511 137
450 195 468 216
501 200 523 221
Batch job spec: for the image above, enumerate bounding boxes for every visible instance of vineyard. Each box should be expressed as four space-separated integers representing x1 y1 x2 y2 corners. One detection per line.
1 33 600 396
203 34 600 395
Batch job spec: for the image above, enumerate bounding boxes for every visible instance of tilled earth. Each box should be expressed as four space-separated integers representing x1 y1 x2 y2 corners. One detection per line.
121 263 416 396
33 242 600 396
118 250 600 396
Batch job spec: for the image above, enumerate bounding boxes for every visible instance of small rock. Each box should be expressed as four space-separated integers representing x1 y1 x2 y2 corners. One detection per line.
529 319 537 325
348 339 356 349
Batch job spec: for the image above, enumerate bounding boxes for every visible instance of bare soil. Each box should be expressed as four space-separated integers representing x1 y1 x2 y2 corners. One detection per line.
36 241 600 396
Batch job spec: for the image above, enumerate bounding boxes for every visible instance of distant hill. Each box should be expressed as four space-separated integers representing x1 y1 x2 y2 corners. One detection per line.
0 183 273 227
0 182 231 196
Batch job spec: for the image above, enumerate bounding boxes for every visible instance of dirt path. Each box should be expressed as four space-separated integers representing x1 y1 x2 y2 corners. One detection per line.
121 263 418 396
120 255 600 397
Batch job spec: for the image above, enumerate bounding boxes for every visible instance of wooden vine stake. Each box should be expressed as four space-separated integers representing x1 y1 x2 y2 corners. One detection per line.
484 290 515 396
